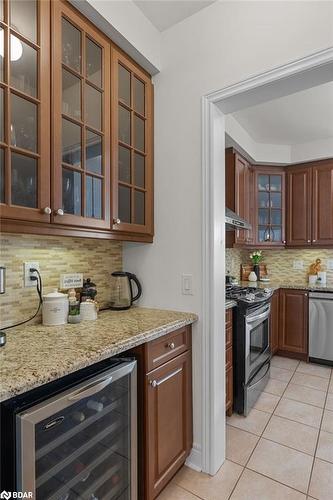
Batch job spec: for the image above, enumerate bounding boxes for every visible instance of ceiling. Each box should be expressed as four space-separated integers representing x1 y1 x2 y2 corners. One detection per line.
134 0 216 32
231 81 333 145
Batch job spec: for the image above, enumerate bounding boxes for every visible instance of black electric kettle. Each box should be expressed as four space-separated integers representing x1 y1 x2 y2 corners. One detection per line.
110 271 142 310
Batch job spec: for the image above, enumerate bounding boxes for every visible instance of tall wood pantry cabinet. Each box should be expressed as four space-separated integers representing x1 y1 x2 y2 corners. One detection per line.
0 0 154 242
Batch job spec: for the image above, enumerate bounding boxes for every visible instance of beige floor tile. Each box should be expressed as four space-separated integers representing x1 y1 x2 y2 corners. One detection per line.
226 426 259 466
263 378 288 397
284 383 327 408
174 461 243 500
247 438 313 493
253 391 280 413
263 415 319 455
230 468 306 500
157 482 200 499
316 430 333 463
325 392 333 411
271 366 294 382
308 458 333 500
328 378 333 393
290 372 329 392
296 361 332 379
274 398 323 428
271 356 299 371
227 409 271 436
321 409 333 434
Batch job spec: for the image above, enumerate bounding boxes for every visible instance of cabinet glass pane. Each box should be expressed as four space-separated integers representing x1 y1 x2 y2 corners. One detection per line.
271 209 282 225
0 1 3 21
119 146 131 183
119 106 130 145
271 192 282 208
11 94 37 152
86 175 102 219
0 87 3 142
118 185 131 223
10 0 37 43
271 227 282 242
134 153 144 188
258 208 269 226
119 65 130 106
86 130 102 175
62 168 81 215
0 149 4 203
270 175 282 191
86 38 102 88
11 35 37 97
11 152 36 207
0 28 4 82
62 69 81 119
258 192 269 208
133 77 145 115
62 119 81 166
85 84 101 131
134 116 144 151
62 18 81 72
258 175 269 191
258 226 270 243
134 190 144 225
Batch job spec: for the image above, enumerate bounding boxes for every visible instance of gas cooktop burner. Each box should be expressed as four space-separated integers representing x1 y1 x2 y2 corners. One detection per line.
226 285 273 304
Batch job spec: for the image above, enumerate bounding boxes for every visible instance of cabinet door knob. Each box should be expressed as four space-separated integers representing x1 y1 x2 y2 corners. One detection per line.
307 240 311 243
150 380 157 388
313 240 316 243
168 342 175 350
113 218 121 225
282 240 286 244
42 207 52 215
54 208 64 216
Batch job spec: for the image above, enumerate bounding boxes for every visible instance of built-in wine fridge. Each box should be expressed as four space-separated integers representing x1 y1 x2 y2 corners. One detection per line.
1 358 137 500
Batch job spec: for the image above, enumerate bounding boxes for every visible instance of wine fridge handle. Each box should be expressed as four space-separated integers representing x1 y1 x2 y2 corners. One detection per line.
68 376 113 401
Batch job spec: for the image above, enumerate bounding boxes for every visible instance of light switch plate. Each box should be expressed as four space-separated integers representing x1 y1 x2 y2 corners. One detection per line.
326 259 333 271
60 273 83 289
182 274 193 295
293 260 304 270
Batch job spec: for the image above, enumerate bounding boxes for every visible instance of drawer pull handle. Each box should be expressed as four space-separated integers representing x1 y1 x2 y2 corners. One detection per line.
168 342 175 350
150 367 183 388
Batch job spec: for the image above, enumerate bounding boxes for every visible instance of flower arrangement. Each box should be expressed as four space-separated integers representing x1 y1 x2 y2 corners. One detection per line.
250 250 263 265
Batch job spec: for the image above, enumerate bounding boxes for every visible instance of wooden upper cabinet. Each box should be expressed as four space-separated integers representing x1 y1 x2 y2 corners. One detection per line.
0 0 51 222
312 159 333 246
278 289 308 359
52 0 111 229
286 165 312 246
111 48 153 236
254 168 286 246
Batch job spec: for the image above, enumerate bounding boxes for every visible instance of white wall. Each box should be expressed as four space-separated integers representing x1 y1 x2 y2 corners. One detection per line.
123 0 333 470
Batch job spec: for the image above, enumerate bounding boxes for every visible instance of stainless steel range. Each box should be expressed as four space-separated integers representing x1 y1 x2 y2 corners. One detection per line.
226 285 273 415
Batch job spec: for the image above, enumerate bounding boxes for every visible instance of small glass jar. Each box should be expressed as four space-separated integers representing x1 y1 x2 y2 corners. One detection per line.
68 300 81 323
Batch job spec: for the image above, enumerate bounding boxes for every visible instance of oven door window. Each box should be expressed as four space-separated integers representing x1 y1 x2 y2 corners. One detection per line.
250 317 269 366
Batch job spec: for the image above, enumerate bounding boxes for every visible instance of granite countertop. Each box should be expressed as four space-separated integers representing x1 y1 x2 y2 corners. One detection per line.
225 300 237 310
240 281 333 292
0 307 198 402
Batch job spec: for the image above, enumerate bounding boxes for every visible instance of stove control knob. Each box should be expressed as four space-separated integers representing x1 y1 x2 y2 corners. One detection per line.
264 288 270 294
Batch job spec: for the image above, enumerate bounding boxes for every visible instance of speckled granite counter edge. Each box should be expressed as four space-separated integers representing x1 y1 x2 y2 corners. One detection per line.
225 300 237 310
240 282 333 292
0 314 197 402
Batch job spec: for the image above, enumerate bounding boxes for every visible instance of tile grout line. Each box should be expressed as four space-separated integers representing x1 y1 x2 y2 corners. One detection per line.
305 367 333 497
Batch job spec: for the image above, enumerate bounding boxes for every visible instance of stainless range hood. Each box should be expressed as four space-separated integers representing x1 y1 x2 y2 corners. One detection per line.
225 207 251 231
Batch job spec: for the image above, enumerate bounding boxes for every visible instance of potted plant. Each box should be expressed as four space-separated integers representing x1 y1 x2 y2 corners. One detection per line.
250 250 263 280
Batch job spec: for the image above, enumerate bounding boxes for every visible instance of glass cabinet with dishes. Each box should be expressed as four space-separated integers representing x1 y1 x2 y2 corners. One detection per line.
254 168 285 246
0 0 51 222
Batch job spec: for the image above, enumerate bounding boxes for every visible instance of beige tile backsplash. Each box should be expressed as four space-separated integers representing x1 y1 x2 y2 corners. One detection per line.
226 247 333 284
0 234 122 328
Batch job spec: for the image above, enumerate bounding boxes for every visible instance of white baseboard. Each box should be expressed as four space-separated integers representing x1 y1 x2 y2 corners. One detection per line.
185 443 202 472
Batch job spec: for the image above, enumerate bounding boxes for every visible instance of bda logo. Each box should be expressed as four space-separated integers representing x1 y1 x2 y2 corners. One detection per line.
0 492 11 499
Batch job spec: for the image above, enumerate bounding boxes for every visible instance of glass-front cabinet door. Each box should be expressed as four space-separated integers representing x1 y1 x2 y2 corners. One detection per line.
0 0 51 222
52 0 111 229
111 48 153 236
255 168 285 246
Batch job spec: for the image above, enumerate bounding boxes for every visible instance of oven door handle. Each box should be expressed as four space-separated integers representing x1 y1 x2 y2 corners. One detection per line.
248 359 270 387
246 306 270 323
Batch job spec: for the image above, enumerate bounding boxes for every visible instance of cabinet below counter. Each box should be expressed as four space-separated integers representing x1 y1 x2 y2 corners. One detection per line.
0 308 198 402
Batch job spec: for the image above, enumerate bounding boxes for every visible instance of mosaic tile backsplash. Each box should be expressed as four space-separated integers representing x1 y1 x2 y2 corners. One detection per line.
226 247 333 284
0 234 122 328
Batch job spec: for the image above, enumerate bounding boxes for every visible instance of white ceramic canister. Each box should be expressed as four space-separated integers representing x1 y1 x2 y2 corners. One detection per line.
80 301 97 321
42 289 69 326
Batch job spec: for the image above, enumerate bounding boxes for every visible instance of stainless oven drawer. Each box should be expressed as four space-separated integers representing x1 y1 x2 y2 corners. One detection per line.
244 361 270 416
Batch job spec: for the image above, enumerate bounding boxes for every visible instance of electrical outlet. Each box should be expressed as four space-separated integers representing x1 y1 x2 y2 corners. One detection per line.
293 260 304 270
326 259 333 271
182 274 193 295
24 262 40 287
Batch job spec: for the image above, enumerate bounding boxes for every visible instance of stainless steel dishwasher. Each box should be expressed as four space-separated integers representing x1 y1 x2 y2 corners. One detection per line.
309 291 333 364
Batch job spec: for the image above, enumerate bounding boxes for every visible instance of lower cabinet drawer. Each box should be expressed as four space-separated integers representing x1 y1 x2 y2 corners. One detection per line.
145 326 191 372
226 345 232 371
